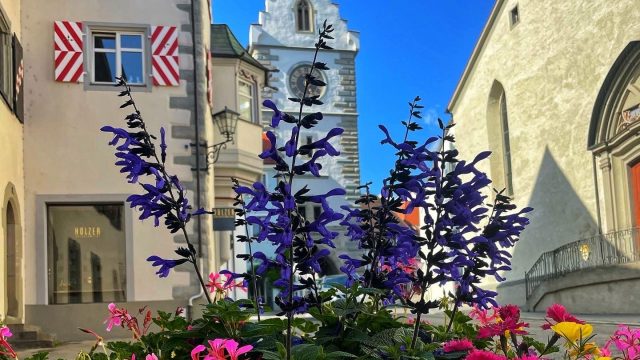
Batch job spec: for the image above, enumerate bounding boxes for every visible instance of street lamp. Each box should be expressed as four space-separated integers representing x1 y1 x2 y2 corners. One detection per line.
214 107 240 142
191 107 239 170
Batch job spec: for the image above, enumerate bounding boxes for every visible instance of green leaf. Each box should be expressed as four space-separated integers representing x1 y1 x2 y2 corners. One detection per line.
324 351 358 359
260 350 285 360
292 344 322 360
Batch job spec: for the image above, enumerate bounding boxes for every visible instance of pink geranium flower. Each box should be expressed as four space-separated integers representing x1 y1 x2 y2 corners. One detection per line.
477 305 529 338
541 304 585 330
603 325 640 360
206 272 247 300
443 338 474 352
145 354 158 360
469 305 498 326
465 349 507 360
224 339 253 360
191 338 253 360
105 303 122 331
0 326 16 359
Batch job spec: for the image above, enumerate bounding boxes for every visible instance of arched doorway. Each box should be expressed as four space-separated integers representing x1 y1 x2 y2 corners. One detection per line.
3 184 23 323
589 41 640 234
6 202 18 318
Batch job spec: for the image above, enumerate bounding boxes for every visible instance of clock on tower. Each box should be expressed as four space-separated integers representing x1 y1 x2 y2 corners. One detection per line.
288 64 327 99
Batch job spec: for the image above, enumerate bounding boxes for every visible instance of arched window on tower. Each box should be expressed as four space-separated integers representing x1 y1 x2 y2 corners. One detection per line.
487 81 514 196
295 0 313 32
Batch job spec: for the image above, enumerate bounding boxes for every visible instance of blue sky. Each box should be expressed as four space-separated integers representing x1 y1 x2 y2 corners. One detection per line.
213 1 494 193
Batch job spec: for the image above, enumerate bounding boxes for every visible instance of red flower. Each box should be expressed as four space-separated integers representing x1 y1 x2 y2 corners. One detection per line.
443 338 474 352
477 304 529 338
541 304 584 330
465 349 507 360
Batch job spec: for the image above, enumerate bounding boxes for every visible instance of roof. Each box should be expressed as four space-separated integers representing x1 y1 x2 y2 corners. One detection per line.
447 0 506 113
211 24 269 72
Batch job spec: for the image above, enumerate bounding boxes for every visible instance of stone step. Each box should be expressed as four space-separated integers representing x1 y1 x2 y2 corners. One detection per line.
8 339 55 350
15 330 38 340
6 324 56 350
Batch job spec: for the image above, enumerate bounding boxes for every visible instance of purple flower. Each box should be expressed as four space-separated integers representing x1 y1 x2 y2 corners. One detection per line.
263 99 283 127
147 256 188 278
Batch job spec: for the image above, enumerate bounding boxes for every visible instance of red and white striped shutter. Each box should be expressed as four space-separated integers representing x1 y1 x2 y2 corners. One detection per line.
151 26 179 86
54 21 84 83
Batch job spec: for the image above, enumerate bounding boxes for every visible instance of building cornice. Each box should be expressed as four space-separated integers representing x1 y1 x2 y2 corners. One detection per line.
447 0 506 113
249 43 358 55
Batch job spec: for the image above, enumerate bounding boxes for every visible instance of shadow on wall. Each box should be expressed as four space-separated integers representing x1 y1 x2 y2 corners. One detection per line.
496 147 598 305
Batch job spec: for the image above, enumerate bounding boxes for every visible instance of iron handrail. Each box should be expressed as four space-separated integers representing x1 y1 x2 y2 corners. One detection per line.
524 227 640 299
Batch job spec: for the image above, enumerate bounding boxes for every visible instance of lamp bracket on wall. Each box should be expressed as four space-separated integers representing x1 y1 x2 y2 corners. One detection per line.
190 139 232 171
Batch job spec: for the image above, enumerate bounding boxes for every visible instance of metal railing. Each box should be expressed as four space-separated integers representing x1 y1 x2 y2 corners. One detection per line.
524 227 640 299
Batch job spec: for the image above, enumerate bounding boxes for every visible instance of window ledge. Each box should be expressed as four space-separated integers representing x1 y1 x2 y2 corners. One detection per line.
84 82 151 92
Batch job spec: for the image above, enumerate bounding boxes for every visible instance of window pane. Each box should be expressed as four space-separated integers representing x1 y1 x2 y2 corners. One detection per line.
121 51 144 84
94 34 116 49
0 33 12 103
47 204 126 304
121 34 142 49
239 81 252 96
94 52 116 83
238 82 253 121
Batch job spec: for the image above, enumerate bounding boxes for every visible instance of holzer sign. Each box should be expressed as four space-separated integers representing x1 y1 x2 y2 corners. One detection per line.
212 208 235 231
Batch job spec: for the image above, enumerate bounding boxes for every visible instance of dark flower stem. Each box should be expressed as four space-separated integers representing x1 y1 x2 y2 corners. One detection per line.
364 100 419 295
411 122 447 349
282 31 323 360
118 79 212 304
234 181 261 320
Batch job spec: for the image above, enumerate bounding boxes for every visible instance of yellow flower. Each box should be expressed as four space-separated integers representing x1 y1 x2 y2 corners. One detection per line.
570 342 600 357
552 321 593 346
596 357 611 360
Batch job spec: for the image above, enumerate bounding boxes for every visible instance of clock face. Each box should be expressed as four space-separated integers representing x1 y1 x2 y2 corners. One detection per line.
288 64 327 99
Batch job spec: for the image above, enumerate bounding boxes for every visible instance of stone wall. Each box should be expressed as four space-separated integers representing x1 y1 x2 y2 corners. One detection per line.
448 0 640 305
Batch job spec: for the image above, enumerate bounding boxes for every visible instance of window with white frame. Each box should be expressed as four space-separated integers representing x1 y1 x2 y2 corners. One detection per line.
0 9 12 106
91 31 145 85
295 0 313 32
238 80 256 122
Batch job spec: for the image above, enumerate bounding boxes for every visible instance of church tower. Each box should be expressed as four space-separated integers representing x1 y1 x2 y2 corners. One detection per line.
249 0 361 203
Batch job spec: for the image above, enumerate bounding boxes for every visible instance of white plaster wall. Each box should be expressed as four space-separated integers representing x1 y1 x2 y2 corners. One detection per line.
0 0 24 322
21 0 197 304
449 1 640 288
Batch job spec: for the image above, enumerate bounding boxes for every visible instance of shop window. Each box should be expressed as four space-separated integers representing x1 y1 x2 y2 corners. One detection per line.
47 204 126 304
91 31 145 85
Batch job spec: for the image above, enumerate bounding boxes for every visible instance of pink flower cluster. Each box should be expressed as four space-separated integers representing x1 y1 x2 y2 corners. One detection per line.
206 272 247 299
131 354 158 360
477 304 529 339
0 326 17 359
191 339 253 360
603 325 640 359
104 303 152 339
541 303 585 330
443 338 474 352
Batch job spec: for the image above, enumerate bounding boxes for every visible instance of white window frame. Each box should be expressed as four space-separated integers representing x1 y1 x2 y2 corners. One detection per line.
0 7 13 108
238 79 257 123
90 30 145 85
295 0 314 33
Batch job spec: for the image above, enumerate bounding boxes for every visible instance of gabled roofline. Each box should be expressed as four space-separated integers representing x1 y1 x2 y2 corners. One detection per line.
447 0 506 113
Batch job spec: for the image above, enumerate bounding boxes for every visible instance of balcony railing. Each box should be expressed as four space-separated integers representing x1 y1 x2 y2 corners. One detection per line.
524 227 640 299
